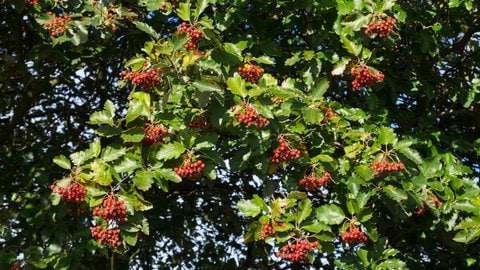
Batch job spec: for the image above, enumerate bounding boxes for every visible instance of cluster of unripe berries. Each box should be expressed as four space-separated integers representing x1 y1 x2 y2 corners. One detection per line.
365 15 396 39
260 221 276 240
93 196 127 224
322 107 339 123
142 124 169 145
44 15 72 37
370 160 404 176
174 159 205 180
342 225 368 245
177 22 203 50
90 226 122 248
269 138 302 164
50 182 86 203
237 64 264 84
276 239 318 263
120 67 163 89
298 172 331 191
350 65 384 90
232 102 270 128
188 117 213 130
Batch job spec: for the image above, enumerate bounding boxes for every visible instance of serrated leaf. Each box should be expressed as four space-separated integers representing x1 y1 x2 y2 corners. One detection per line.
193 80 222 93
96 125 122 137
355 165 375 181
114 155 141 173
193 0 209 21
53 155 71 170
156 168 182 183
237 199 261 217
297 198 313 224
133 21 160 40
122 231 138 246
90 160 112 186
102 145 126 163
133 170 155 191
251 56 275 65
176 2 191 21
316 204 345 225
156 142 186 161
252 194 269 212
227 76 247 97
224 41 248 61
121 127 145 143
378 127 397 145
384 185 408 202
398 147 423 164
302 107 323 125
340 35 362 56
302 220 331 233
309 78 329 101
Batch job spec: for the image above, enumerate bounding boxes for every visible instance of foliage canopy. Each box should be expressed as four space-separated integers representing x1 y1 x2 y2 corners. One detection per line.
2 0 480 269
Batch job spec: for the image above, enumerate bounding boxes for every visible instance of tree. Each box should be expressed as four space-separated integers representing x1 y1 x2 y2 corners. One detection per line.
1 0 480 269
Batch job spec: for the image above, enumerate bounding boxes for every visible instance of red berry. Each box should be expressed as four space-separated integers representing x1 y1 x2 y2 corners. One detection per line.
269 138 302 164
93 195 127 224
237 64 264 84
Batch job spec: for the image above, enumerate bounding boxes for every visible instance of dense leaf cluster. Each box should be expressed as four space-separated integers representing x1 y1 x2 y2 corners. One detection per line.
1 0 480 269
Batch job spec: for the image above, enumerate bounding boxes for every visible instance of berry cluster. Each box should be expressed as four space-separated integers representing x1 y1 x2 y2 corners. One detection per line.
142 124 169 145
161 0 179 10
269 138 302 164
365 16 396 39
298 172 331 191
44 15 72 37
177 22 203 50
90 226 122 248
260 221 276 240
321 107 340 124
188 117 213 130
174 159 205 180
26 0 39 5
119 68 163 89
276 239 318 263
237 64 264 84
350 65 384 90
416 195 443 215
342 225 368 245
232 102 270 128
370 160 404 176
93 196 127 224
50 182 86 203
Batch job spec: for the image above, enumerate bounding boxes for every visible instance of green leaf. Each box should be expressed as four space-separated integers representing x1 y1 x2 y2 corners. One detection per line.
309 78 329 101
133 170 155 191
378 259 407 270
398 147 423 164
194 0 210 21
355 165 375 181
90 160 112 186
176 2 192 21
133 21 160 40
53 155 71 170
114 155 141 173
316 204 346 225
101 145 126 163
302 220 332 233
227 76 247 97
193 80 222 93
357 248 369 266
125 94 150 124
297 198 313 224
156 142 186 161
89 100 116 125
96 125 122 137
224 41 248 61
340 35 362 56
378 127 397 145
252 194 269 212
344 143 364 158
156 168 182 183
121 127 145 143
384 185 408 202
302 107 324 125
122 231 138 246
237 199 261 217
